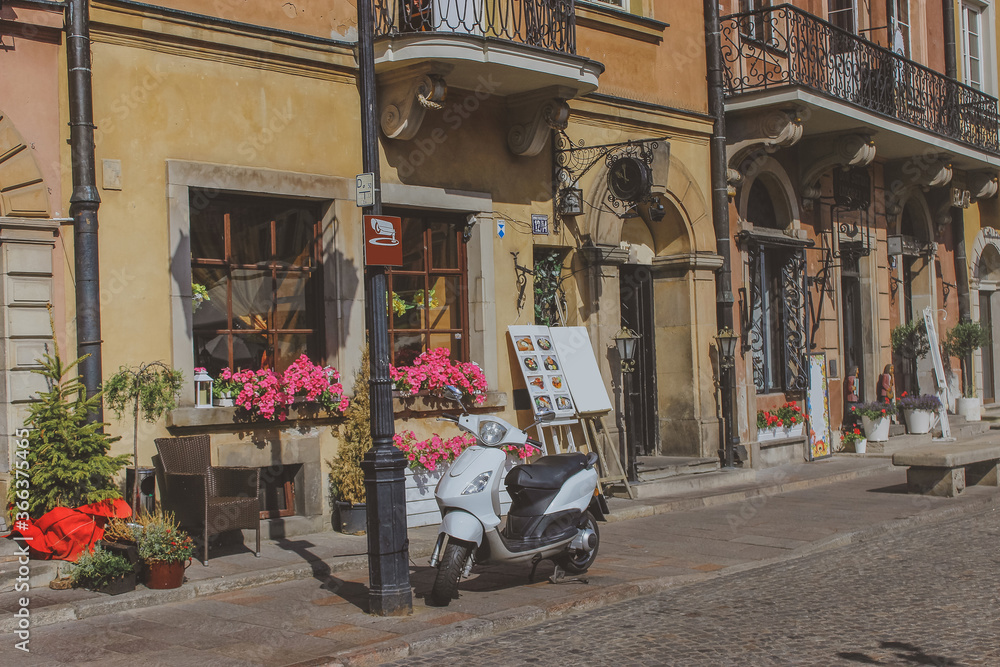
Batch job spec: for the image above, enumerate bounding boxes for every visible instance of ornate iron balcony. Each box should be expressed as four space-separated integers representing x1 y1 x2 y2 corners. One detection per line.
373 0 577 55
721 4 1000 154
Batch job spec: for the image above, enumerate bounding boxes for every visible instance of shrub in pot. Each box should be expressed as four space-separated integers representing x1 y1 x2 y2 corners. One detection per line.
133 509 195 589
891 321 930 396
851 401 898 442
328 345 371 535
71 546 136 595
943 320 990 421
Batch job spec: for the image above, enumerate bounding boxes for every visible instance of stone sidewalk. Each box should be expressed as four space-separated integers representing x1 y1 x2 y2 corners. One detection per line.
2 454 1000 666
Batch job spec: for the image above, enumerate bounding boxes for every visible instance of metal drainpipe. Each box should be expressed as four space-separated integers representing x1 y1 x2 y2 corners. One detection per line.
705 0 737 467
67 0 104 420
943 0 971 322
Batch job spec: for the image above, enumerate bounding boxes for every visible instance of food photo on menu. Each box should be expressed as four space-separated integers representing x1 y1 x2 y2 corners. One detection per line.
556 395 573 411
527 375 546 392
523 356 539 371
536 336 552 351
543 356 559 371
535 395 553 412
550 376 563 389
516 336 534 352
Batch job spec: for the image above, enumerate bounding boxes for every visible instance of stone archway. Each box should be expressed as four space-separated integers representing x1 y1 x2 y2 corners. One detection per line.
970 229 1000 402
0 111 51 217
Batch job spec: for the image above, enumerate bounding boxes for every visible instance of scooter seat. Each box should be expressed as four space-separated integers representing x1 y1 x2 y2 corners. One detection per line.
505 453 589 490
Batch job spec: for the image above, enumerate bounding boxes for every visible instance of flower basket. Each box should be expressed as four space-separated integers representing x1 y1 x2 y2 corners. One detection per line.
861 415 891 442
98 572 137 596
213 391 235 407
854 438 868 454
757 422 805 442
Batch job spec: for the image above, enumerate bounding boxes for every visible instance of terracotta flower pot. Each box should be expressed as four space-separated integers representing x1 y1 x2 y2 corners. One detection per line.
144 559 190 589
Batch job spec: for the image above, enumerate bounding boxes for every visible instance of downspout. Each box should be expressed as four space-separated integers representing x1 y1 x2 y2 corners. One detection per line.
943 0 972 322
67 0 104 420
705 0 737 466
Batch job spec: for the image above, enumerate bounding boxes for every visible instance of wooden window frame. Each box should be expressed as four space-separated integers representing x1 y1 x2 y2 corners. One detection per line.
384 211 470 365
190 192 324 374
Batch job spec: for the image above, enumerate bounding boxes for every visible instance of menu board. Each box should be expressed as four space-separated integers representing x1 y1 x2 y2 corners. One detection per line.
509 325 577 419
549 327 613 414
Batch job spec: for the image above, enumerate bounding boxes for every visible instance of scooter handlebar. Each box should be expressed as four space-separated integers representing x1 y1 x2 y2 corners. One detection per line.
439 413 460 423
526 437 543 448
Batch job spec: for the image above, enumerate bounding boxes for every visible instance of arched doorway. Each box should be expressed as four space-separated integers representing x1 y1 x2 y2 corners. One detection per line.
893 196 935 395
976 242 1000 402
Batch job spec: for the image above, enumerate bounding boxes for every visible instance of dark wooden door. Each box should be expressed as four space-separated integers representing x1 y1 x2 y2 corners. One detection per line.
841 255 866 402
981 291 995 403
620 266 659 455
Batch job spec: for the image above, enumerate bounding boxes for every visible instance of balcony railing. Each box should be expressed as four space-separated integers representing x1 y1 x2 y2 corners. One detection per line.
373 0 577 55
721 4 1000 154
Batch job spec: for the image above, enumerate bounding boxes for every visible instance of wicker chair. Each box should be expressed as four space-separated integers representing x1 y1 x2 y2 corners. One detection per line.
153 435 261 564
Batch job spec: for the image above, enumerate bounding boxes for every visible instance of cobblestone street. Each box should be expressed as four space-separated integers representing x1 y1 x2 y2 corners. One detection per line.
389 507 1000 666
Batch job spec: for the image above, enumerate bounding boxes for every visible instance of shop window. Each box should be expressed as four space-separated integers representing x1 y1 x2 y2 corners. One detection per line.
190 191 324 375
258 464 301 519
385 212 469 366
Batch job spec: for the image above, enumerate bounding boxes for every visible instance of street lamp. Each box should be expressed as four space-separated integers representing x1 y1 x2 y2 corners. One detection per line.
714 327 739 468
613 327 640 481
357 0 412 616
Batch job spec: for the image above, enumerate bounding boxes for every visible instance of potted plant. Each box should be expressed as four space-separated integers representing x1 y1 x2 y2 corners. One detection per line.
213 368 238 407
896 392 941 434
133 509 195 589
70 546 136 595
104 362 183 515
98 516 141 576
6 318 130 518
891 321 930 395
328 345 372 534
943 319 991 422
851 401 897 442
839 426 867 454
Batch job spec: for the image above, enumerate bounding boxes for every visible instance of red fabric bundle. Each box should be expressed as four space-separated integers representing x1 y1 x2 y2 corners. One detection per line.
5 498 131 561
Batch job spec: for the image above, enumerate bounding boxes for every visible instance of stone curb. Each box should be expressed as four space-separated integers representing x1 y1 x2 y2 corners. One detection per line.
293 489 1000 667
0 460 900 635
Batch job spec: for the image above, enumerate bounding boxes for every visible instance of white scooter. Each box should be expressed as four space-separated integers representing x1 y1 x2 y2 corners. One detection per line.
428 386 606 606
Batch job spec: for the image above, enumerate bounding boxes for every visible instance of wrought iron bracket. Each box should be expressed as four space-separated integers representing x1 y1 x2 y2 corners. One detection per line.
511 251 534 314
554 132 670 224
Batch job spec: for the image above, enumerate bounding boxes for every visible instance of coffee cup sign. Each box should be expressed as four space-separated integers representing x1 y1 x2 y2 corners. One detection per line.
363 215 403 266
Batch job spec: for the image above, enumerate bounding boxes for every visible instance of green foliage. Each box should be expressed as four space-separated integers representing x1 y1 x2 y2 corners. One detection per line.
104 362 183 424
104 361 183 514
534 249 565 326
7 342 128 518
890 321 930 360
132 509 195 563
70 546 134 590
192 282 209 313
328 345 371 505
943 320 991 397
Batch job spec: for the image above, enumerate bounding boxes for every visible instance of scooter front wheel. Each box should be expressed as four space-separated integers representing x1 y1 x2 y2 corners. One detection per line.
429 539 474 606
554 510 600 574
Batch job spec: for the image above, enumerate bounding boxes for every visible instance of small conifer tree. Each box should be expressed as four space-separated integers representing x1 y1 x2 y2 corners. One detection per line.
328 344 371 505
9 339 129 518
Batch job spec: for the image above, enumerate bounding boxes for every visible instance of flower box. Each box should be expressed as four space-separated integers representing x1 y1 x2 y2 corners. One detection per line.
757 422 805 442
404 463 513 528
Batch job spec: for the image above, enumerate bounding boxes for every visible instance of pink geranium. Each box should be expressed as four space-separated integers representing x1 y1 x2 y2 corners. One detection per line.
219 355 349 421
390 348 488 405
393 430 538 472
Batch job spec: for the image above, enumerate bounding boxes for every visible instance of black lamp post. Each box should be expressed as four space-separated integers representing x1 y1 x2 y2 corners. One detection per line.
614 327 640 481
357 0 412 616
714 327 739 469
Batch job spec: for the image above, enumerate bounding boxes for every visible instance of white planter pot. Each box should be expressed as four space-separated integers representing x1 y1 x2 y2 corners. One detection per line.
213 393 235 407
903 408 933 434
861 415 891 442
956 396 982 422
854 438 867 454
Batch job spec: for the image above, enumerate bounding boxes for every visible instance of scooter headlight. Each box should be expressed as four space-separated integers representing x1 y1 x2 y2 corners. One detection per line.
462 471 492 495
478 420 507 446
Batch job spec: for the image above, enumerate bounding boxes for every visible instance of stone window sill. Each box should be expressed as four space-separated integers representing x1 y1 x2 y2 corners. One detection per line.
576 2 668 44
167 391 508 428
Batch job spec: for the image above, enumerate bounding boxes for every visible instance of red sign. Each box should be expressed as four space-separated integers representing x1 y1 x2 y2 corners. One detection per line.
363 215 403 266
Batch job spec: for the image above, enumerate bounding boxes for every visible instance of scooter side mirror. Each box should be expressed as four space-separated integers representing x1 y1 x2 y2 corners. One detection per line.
538 409 556 423
440 385 464 402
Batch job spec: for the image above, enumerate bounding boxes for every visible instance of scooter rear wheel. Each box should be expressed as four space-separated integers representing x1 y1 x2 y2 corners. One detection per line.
554 510 600 574
429 539 473 606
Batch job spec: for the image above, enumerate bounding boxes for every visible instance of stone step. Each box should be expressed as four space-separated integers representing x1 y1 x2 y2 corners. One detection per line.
628 466 757 500
636 456 719 482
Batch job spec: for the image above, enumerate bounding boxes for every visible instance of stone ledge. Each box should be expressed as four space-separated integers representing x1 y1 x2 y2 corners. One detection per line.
166 391 508 428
